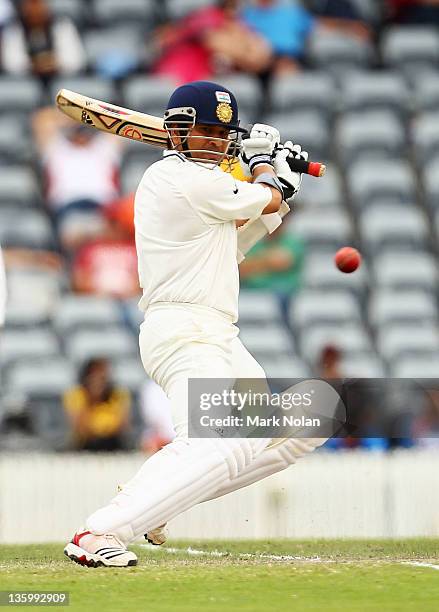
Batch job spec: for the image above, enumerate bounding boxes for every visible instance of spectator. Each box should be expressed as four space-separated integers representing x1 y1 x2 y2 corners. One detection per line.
32 107 123 252
153 0 272 83
242 0 316 74
386 0 439 24
139 379 175 454
1 0 85 84
63 358 131 451
412 388 439 448
239 222 305 322
308 0 371 39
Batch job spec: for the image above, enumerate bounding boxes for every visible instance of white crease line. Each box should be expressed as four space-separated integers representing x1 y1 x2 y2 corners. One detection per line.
402 562 439 571
141 544 324 562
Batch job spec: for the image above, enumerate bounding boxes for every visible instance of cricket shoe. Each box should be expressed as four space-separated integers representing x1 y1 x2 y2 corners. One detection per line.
64 530 137 567
144 524 168 546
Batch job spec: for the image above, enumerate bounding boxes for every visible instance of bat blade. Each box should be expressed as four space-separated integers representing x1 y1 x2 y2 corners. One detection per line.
56 89 168 148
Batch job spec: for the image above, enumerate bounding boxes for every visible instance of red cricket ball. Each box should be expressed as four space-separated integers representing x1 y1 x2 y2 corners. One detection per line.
334 247 361 273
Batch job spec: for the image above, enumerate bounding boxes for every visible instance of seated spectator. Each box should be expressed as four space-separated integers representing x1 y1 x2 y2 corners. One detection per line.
139 379 175 454
63 358 131 451
386 0 439 24
32 107 123 252
308 0 371 39
153 0 272 83
239 222 305 322
1 0 85 84
242 0 316 74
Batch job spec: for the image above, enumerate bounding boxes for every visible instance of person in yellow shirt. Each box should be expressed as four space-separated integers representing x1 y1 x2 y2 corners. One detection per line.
63 357 131 451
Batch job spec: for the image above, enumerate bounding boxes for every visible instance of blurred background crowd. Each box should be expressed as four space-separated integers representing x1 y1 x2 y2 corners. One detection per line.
0 0 439 454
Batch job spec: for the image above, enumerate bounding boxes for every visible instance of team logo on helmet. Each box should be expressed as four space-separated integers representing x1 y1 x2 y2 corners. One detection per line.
216 102 233 124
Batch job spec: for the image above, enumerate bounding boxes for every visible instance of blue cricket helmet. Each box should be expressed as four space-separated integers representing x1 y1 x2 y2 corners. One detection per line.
164 81 247 133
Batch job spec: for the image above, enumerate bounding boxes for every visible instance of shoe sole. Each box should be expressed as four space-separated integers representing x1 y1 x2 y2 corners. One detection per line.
64 543 137 568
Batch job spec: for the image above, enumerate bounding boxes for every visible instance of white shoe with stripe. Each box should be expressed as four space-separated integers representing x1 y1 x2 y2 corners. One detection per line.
64 530 137 567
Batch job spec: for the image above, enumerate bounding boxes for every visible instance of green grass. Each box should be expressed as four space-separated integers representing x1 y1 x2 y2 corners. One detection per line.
0 540 438 612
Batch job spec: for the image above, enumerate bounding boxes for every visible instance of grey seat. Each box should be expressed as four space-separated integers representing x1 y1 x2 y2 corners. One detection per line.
369 290 437 328
5 269 63 316
303 252 369 297
239 323 294 356
0 167 39 206
340 72 410 115
413 113 439 166
382 27 439 78
0 117 33 164
291 290 361 329
121 157 157 192
260 354 311 379
5 358 75 396
340 353 386 377
47 0 86 24
84 27 144 74
377 323 439 362
0 329 60 368
50 76 116 104
113 357 146 391
93 0 156 26
0 208 54 249
123 76 175 116
295 166 343 210
289 208 352 250
413 73 439 113
270 72 336 118
299 322 372 364
217 75 262 117
238 291 282 325
307 30 374 74
54 295 122 334
0 77 43 113
167 0 212 20
359 205 428 252
263 111 330 160
372 251 439 292
66 328 136 363
422 158 439 211
347 159 416 207
392 354 439 377
336 111 405 166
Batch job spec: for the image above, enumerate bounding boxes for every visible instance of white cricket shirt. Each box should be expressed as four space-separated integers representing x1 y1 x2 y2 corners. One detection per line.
134 151 272 322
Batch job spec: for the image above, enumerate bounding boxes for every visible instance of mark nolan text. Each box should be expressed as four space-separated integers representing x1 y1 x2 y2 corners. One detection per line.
200 415 321 428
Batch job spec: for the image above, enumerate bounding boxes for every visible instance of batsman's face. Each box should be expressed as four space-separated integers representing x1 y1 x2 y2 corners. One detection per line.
187 124 233 163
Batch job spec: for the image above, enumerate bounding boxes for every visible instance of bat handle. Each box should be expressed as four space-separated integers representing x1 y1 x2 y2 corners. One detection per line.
287 157 326 178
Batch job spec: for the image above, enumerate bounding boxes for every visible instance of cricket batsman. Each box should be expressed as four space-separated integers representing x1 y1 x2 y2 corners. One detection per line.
64 81 326 567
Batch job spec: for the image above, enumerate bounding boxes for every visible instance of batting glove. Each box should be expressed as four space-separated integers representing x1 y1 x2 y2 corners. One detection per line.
240 124 281 174
274 141 308 201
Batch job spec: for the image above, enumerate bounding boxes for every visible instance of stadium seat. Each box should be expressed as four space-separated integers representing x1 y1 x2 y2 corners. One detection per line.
47 0 86 25
359 205 429 253
54 295 123 335
263 112 330 160
336 111 405 166
166 0 212 20
0 329 60 368
270 72 336 118
259 354 311 379
83 27 145 77
121 157 159 192
216 75 262 117
391 354 439 377
239 323 294 357
307 30 374 74
0 208 55 250
0 167 40 207
372 251 439 292
289 208 353 250
238 291 282 325
298 322 372 364
0 117 33 165
381 27 439 79
291 290 361 330
0 77 43 113
413 73 439 113
340 72 410 115
4 301 51 329
295 167 343 211
4 358 76 396
413 113 439 167
377 323 439 362
5 269 63 316
303 252 369 297
65 328 137 363
347 159 416 207
123 76 175 116
340 353 386 378
92 0 156 27
49 76 117 104
369 290 438 328
422 158 439 211
113 357 146 391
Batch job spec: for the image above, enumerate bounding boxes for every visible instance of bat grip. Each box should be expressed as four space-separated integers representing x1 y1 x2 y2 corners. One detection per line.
286 157 326 178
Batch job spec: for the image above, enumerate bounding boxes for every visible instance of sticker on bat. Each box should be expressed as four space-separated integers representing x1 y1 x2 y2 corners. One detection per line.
120 125 143 140
81 110 94 125
98 103 130 116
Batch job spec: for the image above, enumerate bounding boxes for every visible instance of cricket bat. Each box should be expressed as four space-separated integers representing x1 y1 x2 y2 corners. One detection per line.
56 89 326 177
